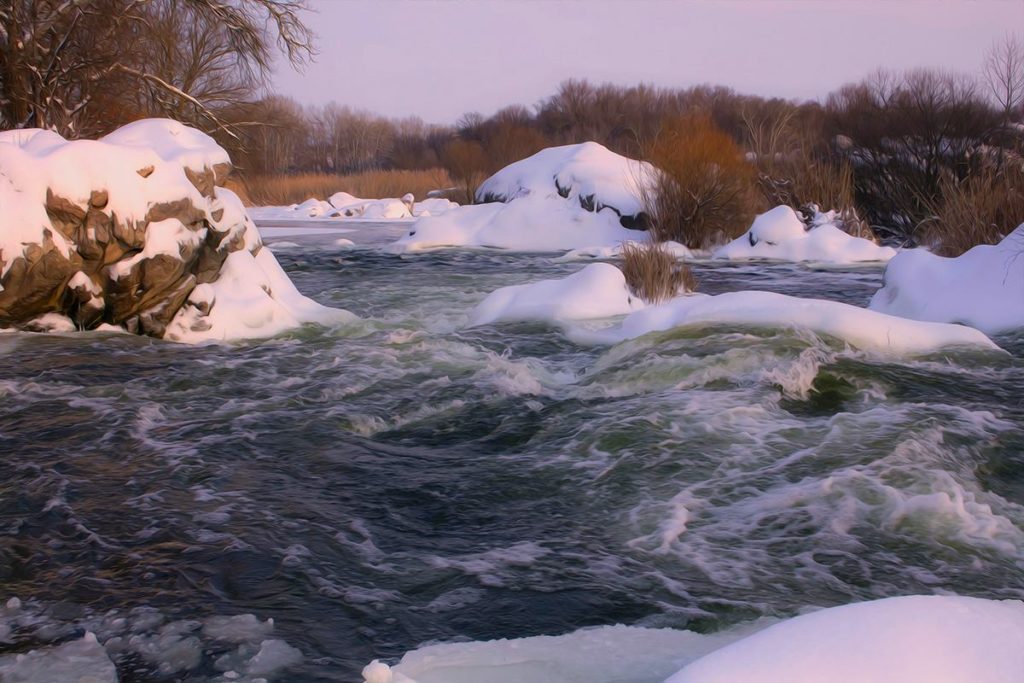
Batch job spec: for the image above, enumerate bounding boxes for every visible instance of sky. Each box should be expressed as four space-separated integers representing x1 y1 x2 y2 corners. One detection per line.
274 0 1024 125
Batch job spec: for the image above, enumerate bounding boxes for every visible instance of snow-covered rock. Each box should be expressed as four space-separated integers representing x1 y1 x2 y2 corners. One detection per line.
470 262 645 326
869 226 1024 335
0 118 349 341
666 595 1024 683
362 596 1024 683
714 206 896 264
389 195 642 253
583 289 997 355
476 141 656 225
557 240 694 262
250 193 458 221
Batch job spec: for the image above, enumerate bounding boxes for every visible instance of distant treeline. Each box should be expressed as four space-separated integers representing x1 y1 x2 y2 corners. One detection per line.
3 1 1023 251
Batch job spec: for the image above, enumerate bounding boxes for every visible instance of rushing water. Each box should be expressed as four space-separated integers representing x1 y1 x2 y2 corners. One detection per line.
1 221 1022 682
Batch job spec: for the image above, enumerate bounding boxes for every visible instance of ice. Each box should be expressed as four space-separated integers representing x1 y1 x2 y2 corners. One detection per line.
470 262 645 326
0 632 117 683
714 206 896 264
203 614 274 643
581 289 999 356
666 596 1024 683
475 141 656 218
869 225 1024 334
249 193 457 222
389 195 643 253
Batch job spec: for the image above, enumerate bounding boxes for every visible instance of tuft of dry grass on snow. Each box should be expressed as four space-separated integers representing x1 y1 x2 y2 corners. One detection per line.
620 241 696 304
918 165 1024 256
226 168 455 206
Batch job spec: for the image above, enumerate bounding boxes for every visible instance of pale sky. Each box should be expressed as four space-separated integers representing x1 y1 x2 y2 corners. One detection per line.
274 0 1024 124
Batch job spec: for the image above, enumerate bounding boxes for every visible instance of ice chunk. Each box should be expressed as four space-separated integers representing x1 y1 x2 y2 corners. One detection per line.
0 632 117 683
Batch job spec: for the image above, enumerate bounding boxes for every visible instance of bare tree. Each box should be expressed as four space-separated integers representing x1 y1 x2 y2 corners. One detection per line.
0 0 313 137
984 33 1024 123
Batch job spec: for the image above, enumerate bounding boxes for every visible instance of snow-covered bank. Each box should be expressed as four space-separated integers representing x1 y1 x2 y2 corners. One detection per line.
249 193 458 221
364 596 1024 683
0 119 349 342
388 195 643 253
713 206 896 264
869 226 1024 335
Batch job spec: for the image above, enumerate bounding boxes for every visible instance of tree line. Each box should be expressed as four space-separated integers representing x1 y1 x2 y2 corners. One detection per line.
2 2 1023 251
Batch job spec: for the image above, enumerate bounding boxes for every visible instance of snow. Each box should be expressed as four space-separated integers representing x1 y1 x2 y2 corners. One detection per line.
389 195 643 253
249 194 458 221
713 206 896 264
869 226 1024 335
666 595 1024 683
475 141 656 218
361 622 767 683
363 596 1024 683
470 263 645 325
100 118 230 174
583 289 998 355
107 218 205 280
0 632 117 683
165 246 354 343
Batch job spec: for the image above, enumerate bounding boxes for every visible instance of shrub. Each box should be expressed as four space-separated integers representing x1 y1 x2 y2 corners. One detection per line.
226 168 453 206
620 241 696 304
917 164 1024 256
441 139 489 204
642 113 761 249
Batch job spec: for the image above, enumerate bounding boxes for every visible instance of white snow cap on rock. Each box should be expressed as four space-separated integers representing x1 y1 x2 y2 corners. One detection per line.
476 141 656 217
666 595 1024 683
389 195 643 253
714 205 896 264
869 226 1024 335
583 289 997 355
100 118 230 173
470 262 646 326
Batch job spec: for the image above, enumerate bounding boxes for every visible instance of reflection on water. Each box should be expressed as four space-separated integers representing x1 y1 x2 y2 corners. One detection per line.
1 223 1022 681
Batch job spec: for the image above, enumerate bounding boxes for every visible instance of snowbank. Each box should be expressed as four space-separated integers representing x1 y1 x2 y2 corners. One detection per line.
362 596 1024 683
584 290 997 355
869 226 1024 335
250 194 459 221
388 195 642 253
476 141 656 222
0 118 350 342
714 206 896 264
469 263 645 326
667 595 1024 683
557 240 694 262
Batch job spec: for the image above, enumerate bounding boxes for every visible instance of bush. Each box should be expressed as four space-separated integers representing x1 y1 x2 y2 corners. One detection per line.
918 164 1024 256
226 169 454 206
441 139 489 204
620 241 696 303
642 114 761 249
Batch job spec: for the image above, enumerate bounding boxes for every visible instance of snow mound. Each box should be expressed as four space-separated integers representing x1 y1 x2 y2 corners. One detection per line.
666 595 1024 683
470 263 645 325
251 194 458 221
389 195 642 253
476 141 656 220
869 226 1024 334
714 206 896 264
100 118 230 173
583 290 998 355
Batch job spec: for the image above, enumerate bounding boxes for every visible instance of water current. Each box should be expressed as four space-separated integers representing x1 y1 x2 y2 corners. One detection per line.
1 221 1022 681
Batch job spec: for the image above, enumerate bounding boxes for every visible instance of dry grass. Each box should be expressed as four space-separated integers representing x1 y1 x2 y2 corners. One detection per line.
620 241 696 304
226 168 454 206
918 165 1024 256
642 113 761 249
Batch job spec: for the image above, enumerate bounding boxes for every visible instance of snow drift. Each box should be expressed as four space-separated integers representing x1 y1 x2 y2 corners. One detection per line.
713 206 896 264
0 119 349 342
249 193 459 221
362 596 1024 683
869 226 1024 335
